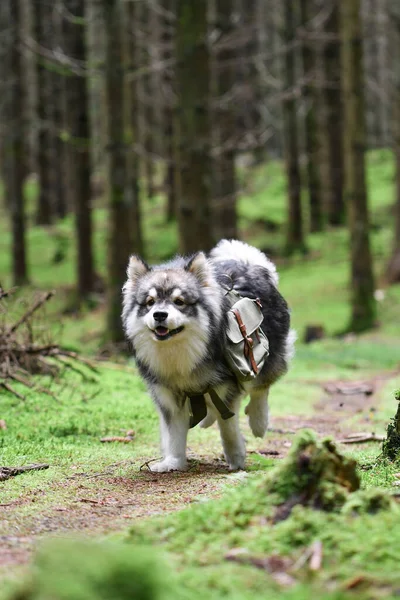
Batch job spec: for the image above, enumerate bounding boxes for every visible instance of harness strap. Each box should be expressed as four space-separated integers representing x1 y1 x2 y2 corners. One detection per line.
188 389 235 428
231 308 259 374
188 394 207 429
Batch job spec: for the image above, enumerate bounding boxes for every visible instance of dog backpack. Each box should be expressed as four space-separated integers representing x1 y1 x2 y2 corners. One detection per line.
224 290 270 382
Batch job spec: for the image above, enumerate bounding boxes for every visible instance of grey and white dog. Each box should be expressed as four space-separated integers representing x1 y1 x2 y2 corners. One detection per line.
122 239 295 472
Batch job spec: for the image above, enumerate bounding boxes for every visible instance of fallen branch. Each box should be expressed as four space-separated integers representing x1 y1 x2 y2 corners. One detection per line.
338 433 385 444
5 291 55 337
100 435 135 443
0 463 49 481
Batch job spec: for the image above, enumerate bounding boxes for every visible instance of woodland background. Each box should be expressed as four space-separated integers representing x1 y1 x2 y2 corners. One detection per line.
1 2 400 598
1 0 399 345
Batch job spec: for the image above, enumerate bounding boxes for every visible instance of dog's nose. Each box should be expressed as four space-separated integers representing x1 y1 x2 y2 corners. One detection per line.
153 311 168 323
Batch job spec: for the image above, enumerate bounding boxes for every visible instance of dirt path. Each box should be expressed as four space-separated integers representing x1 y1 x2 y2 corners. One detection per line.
1 370 397 576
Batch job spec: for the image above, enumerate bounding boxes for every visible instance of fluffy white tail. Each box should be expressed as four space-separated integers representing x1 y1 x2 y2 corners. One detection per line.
210 239 279 286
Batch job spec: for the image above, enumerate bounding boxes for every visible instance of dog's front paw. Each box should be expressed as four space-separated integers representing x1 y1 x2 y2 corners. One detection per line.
149 457 188 473
227 454 246 471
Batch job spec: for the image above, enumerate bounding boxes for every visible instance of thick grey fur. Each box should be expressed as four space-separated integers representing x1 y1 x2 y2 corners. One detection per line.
122 239 295 472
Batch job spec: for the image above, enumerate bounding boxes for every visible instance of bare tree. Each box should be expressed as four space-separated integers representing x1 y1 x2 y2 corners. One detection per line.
64 0 95 301
283 0 306 255
300 0 323 232
322 0 345 226
212 0 238 240
340 0 376 331
386 2 400 283
125 0 143 256
175 0 214 253
33 0 54 225
5 0 29 285
104 0 137 342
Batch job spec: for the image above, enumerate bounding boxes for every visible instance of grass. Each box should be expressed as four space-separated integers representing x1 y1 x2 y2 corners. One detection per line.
1 150 400 598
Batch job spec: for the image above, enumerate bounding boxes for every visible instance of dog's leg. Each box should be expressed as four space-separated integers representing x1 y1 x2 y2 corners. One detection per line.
245 386 269 438
216 398 246 470
150 386 190 472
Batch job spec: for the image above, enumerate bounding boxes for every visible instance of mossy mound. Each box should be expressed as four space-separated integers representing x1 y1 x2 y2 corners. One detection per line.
6 538 171 600
267 429 360 519
381 391 400 461
341 488 399 515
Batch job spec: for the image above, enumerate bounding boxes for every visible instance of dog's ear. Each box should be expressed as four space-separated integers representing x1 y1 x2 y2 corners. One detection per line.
185 252 212 286
127 255 150 284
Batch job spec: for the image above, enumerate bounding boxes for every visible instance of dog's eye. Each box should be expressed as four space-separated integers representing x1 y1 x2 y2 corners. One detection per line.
174 298 185 306
146 298 155 307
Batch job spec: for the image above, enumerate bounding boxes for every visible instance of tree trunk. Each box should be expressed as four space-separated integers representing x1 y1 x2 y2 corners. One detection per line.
34 0 54 225
125 0 144 255
52 7 68 220
386 3 400 284
141 1 155 200
104 0 135 343
64 0 95 301
162 0 177 222
340 0 376 332
213 0 238 240
283 0 306 255
175 0 214 253
323 1 345 226
5 0 29 285
300 0 323 232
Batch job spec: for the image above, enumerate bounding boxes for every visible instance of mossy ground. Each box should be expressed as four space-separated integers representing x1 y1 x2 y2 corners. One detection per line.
1 150 400 598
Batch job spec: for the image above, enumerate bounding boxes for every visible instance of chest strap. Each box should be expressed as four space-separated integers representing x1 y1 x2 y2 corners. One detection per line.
188 389 235 428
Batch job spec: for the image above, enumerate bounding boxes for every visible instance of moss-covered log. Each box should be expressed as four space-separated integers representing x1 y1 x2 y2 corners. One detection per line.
381 391 400 461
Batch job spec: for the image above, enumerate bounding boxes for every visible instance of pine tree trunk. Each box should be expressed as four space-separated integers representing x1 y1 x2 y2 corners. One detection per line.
125 0 144 255
175 0 214 253
52 8 68 220
323 1 345 226
6 0 29 285
386 3 400 283
283 0 306 255
213 0 237 240
64 0 95 301
104 0 134 343
34 0 54 226
300 0 323 232
162 0 177 222
340 0 376 332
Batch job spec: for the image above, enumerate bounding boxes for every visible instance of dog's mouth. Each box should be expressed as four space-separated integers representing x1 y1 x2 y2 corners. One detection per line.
153 325 184 341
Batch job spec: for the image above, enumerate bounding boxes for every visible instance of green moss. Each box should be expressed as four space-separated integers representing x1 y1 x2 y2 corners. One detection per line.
381 391 400 462
341 488 399 516
266 430 359 515
5 539 171 600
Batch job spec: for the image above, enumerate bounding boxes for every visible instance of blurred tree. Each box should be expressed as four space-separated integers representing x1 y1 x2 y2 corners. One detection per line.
300 0 323 232
34 0 54 225
161 0 177 222
5 0 29 285
385 2 400 284
104 0 137 343
140 1 155 201
212 0 238 240
125 0 143 256
322 0 345 226
64 0 95 301
175 0 214 253
52 6 68 220
340 0 376 331
283 0 306 255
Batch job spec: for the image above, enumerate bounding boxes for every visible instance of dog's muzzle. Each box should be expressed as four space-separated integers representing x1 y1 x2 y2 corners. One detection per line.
153 325 184 341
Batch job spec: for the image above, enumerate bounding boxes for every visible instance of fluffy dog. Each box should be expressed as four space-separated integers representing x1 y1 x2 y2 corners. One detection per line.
122 239 295 472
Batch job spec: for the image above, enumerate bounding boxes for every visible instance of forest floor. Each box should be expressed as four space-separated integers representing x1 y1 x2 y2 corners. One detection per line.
1 150 400 598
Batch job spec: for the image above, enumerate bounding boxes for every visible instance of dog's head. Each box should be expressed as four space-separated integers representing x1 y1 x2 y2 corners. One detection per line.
122 253 223 375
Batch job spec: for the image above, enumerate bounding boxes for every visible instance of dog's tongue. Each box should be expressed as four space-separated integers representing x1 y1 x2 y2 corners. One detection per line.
155 326 169 337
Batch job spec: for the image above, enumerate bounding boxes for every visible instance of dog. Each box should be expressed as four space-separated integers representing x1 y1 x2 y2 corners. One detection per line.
122 239 295 472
